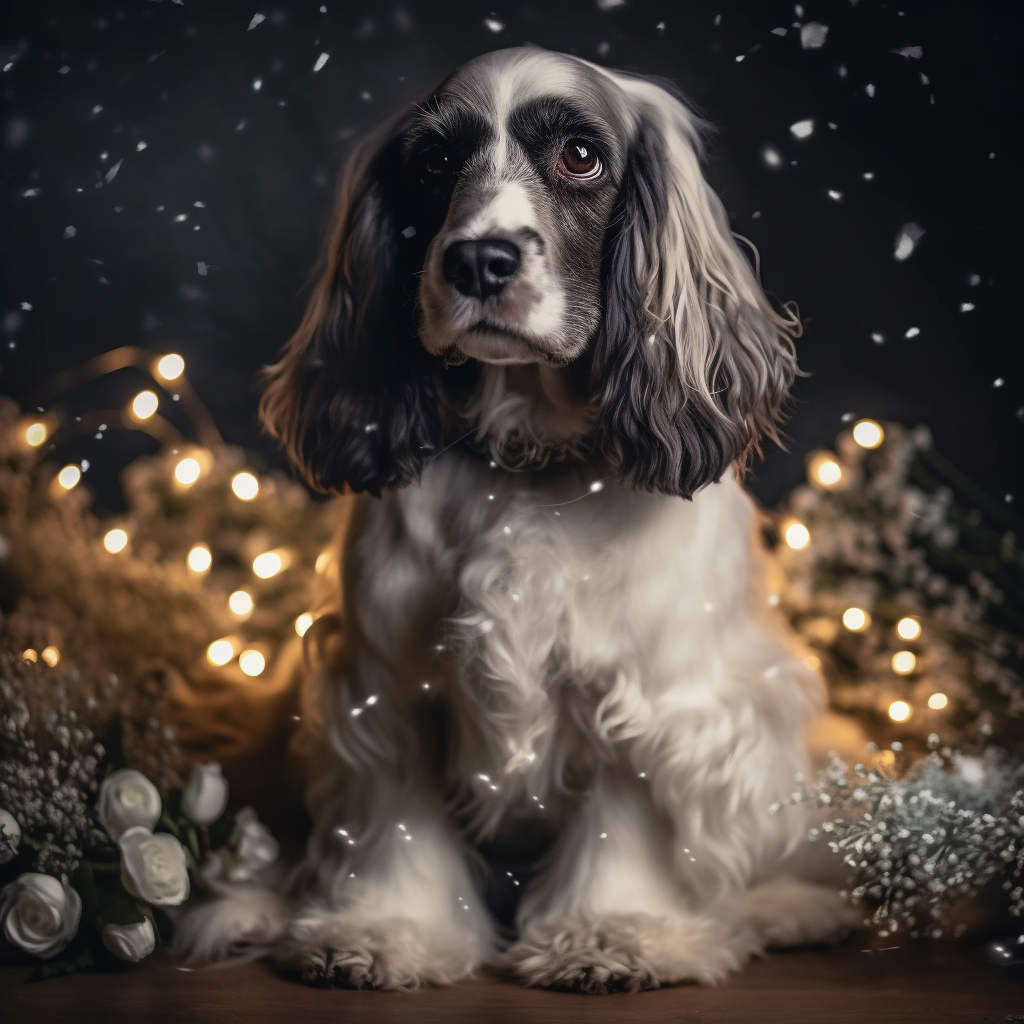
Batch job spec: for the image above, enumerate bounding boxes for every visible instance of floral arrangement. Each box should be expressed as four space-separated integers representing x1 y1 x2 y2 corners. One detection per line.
0 751 278 979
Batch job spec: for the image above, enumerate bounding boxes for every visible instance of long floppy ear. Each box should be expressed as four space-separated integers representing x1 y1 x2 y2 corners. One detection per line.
594 75 800 498
259 116 441 496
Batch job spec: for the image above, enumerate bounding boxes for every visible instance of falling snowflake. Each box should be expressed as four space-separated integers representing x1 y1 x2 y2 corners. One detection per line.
960 302 975 312
771 27 788 36
892 45 922 59
865 83 876 97
905 326 921 339
893 223 925 262
484 16 505 31
104 159 122 183
790 119 814 138
63 225 76 239
763 146 782 167
800 23 829 49
827 189 842 200
596 0 626 8
313 53 329 72
247 13 265 30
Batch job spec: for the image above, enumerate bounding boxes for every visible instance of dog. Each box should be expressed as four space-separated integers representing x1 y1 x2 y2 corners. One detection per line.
177 45 857 992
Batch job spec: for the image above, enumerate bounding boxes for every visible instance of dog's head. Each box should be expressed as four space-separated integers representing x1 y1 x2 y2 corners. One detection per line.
261 47 800 497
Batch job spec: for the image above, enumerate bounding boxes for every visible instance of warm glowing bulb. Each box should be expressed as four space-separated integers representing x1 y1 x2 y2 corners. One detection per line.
206 638 236 666
231 471 259 501
896 616 922 641
809 452 843 488
41 646 60 667
295 613 314 637
842 607 871 632
25 422 48 447
103 528 128 554
155 353 185 381
22 649 38 663
238 649 266 677
187 544 212 574
892 650 917 675
252 551 283 579
784 521 811 550
174 457 201 486
315 552 330 574
927 692 948 710
57 464 81 490
852 419 884 449
802 653 821 672
228 589 254 617
131 390 159 420
888 700 912 722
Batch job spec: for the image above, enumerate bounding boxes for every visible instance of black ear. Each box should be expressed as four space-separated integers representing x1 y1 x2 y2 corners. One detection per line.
593 88 800 499
260 119 441 496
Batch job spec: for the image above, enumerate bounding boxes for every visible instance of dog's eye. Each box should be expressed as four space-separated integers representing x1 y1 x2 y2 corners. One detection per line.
421 145 453 180
559 140 602 180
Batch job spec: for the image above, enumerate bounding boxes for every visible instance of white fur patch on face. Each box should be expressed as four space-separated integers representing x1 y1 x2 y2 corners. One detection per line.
462 181 538 240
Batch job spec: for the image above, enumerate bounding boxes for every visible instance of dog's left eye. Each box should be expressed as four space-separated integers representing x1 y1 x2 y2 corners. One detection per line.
558 140 602 180
420 145 453 181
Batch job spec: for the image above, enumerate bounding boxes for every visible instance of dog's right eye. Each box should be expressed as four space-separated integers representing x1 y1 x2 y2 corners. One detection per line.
420 145 453 180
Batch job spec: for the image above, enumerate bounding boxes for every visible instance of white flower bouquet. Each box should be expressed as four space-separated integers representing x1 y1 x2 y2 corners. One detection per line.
0 760 278 980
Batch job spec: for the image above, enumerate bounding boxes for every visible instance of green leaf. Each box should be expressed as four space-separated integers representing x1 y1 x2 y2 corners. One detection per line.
26 945 96 983
151 907 175 946
97 894 147 929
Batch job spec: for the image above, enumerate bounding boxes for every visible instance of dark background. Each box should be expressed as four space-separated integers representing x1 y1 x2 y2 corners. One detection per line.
2 0 1021 511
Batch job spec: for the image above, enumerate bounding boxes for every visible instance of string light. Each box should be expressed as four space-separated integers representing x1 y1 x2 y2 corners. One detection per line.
154 353 185 381
22 649 38 663
131 390 159 420
206 638 238 667
928 692 949 710
252 551 283 579
842 607 871 632
40 646 60 667
896 616 922 641
888 700 912 722
238 649 266 677
294 613 314 637
892 650 917 675
808 451 844 488
187 543 212 575
852 419 884 449
783 520 811 550
57 465 81 490
231 471 259 501
24 421 48 447
228 590 254 618
174 457 201 486
103 528 128 553
315 552 330 574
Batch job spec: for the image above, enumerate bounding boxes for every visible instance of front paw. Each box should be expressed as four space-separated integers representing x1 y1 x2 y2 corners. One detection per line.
742 878 862 949
275 913 482 989
503 913 749 993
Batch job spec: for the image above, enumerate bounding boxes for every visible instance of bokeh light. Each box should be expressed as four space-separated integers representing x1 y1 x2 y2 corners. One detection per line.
103 528 129 553
888 700 912 722
295 613 314 637
206 638 237 667
784 521 811 550
187 543 212 575
57 464 81 490
892 650 917 675
174 457 202 486
852 419 884 449
252 551 283 579
229 589 254 618
238 649 266 677
842 607 870 632
896 616 922 641
231 471 259 501
155 353 185 381
928 692 949 710
24 421 48 447
131 390 159 420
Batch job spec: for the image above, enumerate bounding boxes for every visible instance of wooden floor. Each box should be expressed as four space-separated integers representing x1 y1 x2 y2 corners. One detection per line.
2 940 1022 1024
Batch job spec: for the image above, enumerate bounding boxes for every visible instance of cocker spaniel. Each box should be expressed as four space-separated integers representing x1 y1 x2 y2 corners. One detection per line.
178 45 857 992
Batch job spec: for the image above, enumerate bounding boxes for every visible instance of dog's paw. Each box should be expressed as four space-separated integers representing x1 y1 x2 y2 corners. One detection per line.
742 878 861 949
275 913 481 989
502 913 749 992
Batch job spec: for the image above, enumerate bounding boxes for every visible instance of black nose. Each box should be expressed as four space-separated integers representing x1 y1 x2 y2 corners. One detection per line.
442 238 521 300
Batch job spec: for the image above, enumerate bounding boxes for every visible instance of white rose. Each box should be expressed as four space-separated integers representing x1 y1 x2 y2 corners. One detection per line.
0 808 21 865
0 873 82 959
119 827 190 906
97 769 162 841
181 763 228 825
102 917 156 962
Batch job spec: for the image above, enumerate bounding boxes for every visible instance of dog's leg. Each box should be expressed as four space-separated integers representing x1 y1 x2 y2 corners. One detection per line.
275 780 494 989
503 771 755 992
738 876 860 948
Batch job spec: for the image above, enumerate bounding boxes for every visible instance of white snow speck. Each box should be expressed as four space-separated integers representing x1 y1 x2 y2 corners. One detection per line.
104 159 122 183
484 17 504 31
892 45 922 58
173 213 188 222
837 63 848 78
63 225 76 239
800 22 828 48
905 326 920 339
655 21 665 34
596 0 625 8
236 120 247 131
22 188 40 198
20 302 32 311
795 3 804 15
313 53 329 72
863 171 874 180
763 146 782 167
248 13 265 30
920 72 930 85
194 200 205 208
865 83 876 97
789 118 814 138
827 189 842 200
993 378 1004 388
401 225 417 238
320 4 326 10
871 333 884 344
967 273 981 286
714 14 721 26
960 302 975 312
253 78 262 91
893 223 924 261
197 261 208 276
735 55 745 62
771 27 787 36
58 65 70 74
